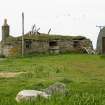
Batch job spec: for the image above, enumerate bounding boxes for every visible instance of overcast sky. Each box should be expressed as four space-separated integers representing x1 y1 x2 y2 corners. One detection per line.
0 0 105 48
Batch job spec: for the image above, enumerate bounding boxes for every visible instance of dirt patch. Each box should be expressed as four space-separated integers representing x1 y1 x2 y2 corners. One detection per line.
0 72 25 78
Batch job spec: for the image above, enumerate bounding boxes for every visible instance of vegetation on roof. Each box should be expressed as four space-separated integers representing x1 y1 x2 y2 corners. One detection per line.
5 33 87 43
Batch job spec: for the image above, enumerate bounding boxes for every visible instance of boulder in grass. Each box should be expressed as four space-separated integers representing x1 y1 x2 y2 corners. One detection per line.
43 82 66 95
16 90 50 102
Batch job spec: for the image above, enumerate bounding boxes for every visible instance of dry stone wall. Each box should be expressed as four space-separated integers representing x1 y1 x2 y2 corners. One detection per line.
24 40 49 54
0 36 93 57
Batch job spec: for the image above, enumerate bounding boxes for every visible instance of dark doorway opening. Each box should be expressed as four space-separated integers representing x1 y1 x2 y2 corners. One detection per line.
73 40 79 48
49 41 57 46
49 41 59 54
102 37 105 53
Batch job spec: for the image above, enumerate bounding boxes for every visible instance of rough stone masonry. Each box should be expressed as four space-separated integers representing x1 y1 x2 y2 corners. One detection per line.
97 27 105 54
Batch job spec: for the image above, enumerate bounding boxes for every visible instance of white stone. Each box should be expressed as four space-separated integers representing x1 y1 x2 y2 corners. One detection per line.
16 90 50 102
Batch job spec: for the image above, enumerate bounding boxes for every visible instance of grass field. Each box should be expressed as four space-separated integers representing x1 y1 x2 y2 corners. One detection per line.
0 54 105 105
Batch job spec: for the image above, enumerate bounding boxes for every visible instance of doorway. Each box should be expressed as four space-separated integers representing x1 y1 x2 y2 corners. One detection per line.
102 37 105 53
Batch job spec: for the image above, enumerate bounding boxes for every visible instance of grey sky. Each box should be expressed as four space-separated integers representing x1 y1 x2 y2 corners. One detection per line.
0 0 105 48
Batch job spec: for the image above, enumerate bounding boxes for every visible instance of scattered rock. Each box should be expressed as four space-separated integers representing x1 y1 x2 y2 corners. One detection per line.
43 82 66 95
16 90 50 102
16 82 66 102
81 47 95 54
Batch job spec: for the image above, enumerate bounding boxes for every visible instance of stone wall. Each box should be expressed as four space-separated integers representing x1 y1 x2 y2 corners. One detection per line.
1 41 21 57
58 40 74 53
97 27 105 54
0 38 93 57
58 39 93 53
24 40 49 54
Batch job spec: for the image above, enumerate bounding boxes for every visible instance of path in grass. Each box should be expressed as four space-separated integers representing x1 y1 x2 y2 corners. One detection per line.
0 72 25 78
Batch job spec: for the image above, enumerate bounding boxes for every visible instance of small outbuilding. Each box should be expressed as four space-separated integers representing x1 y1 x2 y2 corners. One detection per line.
97 27 105 54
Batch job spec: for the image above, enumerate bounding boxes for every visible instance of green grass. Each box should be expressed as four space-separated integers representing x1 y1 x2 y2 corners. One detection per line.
0 54 105 105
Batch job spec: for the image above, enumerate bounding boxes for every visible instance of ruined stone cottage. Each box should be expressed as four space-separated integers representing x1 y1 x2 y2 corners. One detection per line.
0 19 93 57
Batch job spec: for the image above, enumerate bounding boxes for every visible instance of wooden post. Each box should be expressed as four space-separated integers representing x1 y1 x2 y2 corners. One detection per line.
22 12 24 56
